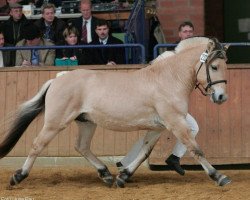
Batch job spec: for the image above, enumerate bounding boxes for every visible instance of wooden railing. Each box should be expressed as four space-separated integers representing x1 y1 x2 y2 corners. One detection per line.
0 64 249 164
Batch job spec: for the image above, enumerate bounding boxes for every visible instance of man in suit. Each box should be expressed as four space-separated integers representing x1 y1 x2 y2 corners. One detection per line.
70 0 99 44
0 29 15 67
15 23 55 66
89 19 125 65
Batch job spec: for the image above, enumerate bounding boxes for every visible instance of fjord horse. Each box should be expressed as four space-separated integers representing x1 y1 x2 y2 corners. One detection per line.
0 37 230 187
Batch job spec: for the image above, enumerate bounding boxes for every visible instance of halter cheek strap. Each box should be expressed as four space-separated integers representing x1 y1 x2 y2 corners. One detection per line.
195 50 227 96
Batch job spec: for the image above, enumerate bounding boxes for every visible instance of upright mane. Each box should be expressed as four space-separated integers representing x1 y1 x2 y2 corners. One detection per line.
151 37 210 64
175 37 210 53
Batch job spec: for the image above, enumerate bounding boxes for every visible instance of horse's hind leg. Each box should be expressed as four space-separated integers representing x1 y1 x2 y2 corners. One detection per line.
10 125 60 186
74 121 113 187
116 130 161 188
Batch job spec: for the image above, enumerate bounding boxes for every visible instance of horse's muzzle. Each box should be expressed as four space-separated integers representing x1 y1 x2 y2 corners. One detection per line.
211 92 228 104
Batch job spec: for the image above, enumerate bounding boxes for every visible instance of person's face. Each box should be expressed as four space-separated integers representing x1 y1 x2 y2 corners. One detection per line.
42 8 55 24
10 8 23 21
178 25 194 40
26 37 40 46
0 33 4 47
95 25 109 40
65 33 78 45
80 3 92 20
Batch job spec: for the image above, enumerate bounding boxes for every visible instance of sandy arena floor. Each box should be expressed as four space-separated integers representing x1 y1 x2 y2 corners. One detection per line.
0 167 249 200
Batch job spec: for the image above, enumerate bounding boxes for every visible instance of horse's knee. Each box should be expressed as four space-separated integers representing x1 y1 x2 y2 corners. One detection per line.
186 114 199 137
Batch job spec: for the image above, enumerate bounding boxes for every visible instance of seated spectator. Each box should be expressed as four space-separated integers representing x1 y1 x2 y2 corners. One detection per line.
89 19 125 65
15 23 55 67
0 3 30 46
0 0 33 14
56 25 88 65
168 21 194 51
70 0 99 44
35 0 62 8
0 29 15 67
0 0 14 14
34 3 66 45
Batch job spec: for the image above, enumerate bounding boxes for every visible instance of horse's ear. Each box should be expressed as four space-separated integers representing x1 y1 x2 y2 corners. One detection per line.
223 44 230 52
207 39 216 52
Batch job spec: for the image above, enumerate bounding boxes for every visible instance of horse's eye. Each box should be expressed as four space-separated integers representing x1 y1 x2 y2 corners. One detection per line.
211 65 218 71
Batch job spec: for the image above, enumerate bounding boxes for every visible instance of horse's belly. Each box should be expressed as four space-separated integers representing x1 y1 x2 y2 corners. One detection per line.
87 112 165 132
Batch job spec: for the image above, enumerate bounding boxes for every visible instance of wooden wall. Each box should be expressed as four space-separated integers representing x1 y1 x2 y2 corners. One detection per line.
0 64 249 165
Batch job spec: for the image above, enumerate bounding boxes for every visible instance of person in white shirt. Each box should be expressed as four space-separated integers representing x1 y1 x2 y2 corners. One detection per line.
70 0 99 44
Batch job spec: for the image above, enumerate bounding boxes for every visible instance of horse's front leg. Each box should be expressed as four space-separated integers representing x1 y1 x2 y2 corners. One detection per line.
169 117 231 186
115 130 162 188
75 121 114 187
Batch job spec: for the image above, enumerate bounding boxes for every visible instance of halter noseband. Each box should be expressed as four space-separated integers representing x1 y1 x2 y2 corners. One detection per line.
195 49 227 96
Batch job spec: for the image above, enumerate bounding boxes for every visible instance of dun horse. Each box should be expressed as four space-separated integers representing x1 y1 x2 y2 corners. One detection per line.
0 37 230 187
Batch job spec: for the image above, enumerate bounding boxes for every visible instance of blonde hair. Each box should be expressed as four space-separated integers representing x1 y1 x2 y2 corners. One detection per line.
63 26 79 39
41 3 56 14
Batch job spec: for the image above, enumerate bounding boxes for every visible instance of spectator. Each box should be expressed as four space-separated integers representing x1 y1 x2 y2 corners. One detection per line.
178 21 194 41
0 0 33 14
0 0 16 14
34 3 66 45
0 29 15 67
89 19 125 65
0 3 30 46
56 25 88 65
168 21 194 50
15 23 55 66
70 0 99 44
35 0 62 8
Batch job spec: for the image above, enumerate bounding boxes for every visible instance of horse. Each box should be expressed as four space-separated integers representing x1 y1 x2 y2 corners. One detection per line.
0 37 230 188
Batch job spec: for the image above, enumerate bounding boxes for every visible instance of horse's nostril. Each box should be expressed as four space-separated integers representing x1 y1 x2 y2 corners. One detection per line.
218 94 224 101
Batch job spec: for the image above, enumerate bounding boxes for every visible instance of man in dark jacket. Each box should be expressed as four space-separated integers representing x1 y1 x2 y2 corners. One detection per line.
34 3 66 45
0 3 30 46
70 0 99 44
89 19 125 65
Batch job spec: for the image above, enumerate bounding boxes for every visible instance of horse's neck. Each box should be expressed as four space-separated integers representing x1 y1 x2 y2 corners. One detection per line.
148 46 206 96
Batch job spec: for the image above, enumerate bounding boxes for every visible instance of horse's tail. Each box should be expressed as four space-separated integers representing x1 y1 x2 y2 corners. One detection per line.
0 79 53 158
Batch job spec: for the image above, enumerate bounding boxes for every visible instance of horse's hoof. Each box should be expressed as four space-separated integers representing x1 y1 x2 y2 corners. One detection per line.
102 176 114 187
218 175 231 186
98 167 114 187
115 169 131 188
116 176 125 188
9 177 17 186
9 169 28 186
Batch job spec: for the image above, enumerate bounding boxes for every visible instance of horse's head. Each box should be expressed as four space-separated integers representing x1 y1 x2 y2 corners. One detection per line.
195 38 229 104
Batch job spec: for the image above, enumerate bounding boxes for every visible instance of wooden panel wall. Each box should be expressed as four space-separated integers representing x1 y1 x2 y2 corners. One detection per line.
0 65 249 165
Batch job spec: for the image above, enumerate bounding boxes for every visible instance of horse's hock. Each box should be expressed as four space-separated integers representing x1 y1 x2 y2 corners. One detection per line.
0 64 249 166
